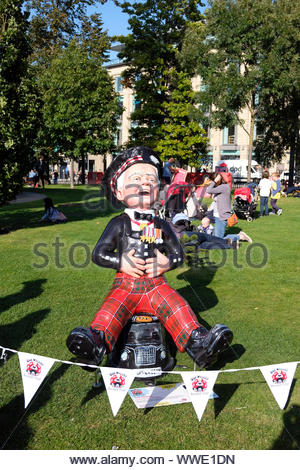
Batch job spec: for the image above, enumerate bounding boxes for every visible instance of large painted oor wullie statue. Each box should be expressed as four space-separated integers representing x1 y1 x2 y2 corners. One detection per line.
67 147 233 369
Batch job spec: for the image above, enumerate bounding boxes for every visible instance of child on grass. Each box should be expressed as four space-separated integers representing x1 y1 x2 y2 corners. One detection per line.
41 197 67 223
270 173 282 215
198 216 214 235
258 170 272 216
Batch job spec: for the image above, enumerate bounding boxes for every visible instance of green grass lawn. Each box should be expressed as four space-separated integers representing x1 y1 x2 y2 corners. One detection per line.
0 185 299 450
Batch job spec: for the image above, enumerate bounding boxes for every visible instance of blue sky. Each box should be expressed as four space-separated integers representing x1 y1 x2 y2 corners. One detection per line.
87 0 131 61
88 1 130 37
89 1 208 37
88 1 208 61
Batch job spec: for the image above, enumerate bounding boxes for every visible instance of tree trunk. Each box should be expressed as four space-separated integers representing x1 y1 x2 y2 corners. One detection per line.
288 112 299 187
288 132 295 187
247 109 255 183
81 156 85 185
70 158 74 189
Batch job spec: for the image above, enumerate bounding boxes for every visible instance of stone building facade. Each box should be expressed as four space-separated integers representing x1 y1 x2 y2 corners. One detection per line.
56 61 289 180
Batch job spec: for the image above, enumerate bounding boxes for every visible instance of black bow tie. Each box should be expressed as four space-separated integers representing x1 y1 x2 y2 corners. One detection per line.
134 211 153 222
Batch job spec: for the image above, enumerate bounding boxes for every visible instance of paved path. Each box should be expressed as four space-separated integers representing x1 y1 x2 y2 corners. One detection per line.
9 191 46 204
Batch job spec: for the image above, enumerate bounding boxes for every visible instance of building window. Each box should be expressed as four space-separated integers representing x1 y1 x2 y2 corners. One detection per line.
132 95 141 112
114 128 122 146
223 126 236 145
254 121 264 142
88 159 95 172
117 96 123 122
220 154 240 160
115 76 123 92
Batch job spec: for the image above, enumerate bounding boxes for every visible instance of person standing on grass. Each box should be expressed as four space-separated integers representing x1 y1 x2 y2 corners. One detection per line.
36 155 46 189
258 170 272 216
270 172 283 215
162 157 176 185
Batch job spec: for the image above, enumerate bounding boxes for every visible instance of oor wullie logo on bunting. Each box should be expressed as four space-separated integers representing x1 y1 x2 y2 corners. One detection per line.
25 359 43 377
100 367 136 417
18 352 55 408
191 376 208 393
271 368 287 384
260 362 298 410
181 370 219 422
110 372 126 389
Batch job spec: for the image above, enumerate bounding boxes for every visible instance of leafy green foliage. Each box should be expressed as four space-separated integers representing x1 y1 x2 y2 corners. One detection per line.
253 0 300 179
38 40 122 161
114 0 205 148
25 0 104 68
181 0 300 176
155 71 208 166
0 1 40 206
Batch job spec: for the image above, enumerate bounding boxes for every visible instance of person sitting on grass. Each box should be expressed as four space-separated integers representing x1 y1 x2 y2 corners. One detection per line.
41 197 67 223
283 182 300 197
198 216 214 235
171 213 237 250
204 174 253 244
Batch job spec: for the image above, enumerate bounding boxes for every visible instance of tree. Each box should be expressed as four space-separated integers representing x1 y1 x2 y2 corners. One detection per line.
253 0 300 185
155 71 208 166
26 1 114 185
38 40 122 184
0 0 40 206
180 0 300 182
25 0 107 69
114 0 205 149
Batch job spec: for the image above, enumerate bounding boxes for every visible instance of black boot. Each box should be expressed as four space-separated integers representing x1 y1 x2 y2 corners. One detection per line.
66 327 106 371
185 324 233 369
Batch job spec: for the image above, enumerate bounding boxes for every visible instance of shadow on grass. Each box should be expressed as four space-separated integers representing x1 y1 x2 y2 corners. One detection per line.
271 383 300 450
177 263 245 369
177 264 219 330
213 383 240 418
0 363 70 450
0 308 50 353
0 279 47 315
80 366 108 406
207 344 246 371
0 187 120 233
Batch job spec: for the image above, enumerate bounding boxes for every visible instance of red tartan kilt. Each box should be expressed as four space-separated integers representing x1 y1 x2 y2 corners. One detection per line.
90 273 200 352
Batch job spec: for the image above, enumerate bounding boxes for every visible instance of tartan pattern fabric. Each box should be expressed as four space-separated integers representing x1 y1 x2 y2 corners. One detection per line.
110 155 143 195
90 273 200 352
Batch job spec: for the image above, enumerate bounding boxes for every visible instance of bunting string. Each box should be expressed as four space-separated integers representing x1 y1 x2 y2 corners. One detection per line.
1 345 299 373
1 345 299 420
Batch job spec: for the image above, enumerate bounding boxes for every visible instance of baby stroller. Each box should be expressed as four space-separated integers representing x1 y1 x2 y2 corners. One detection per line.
233 187 257 222
158 182 191 220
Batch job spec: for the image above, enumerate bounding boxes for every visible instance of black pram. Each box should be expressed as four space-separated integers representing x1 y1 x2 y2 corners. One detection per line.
233 187 257 222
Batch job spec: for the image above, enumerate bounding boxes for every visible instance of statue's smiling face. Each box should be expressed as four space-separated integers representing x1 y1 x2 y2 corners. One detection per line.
116 163 159 209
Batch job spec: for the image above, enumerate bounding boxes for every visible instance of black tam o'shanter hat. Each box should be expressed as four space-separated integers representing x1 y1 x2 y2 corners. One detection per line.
102 146 162 207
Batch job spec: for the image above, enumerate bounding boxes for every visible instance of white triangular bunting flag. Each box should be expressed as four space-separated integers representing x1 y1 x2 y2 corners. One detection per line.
100 367 136 417
260 362 298 409
181 370 219 421
18 352 56 408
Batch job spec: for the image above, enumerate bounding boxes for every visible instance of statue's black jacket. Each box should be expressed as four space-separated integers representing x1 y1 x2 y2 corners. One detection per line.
92 213 184 272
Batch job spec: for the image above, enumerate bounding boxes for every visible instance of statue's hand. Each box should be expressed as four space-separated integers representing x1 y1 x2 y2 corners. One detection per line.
120 249 146 278
145 249 170 278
